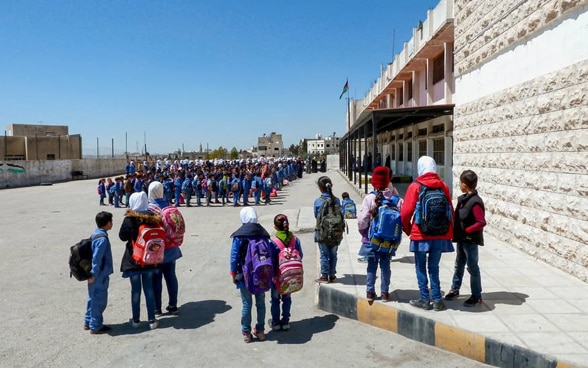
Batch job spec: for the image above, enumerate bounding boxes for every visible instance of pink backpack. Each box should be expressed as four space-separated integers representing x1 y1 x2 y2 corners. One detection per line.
274 237 303 295
161 206 185 248
132 224 166 266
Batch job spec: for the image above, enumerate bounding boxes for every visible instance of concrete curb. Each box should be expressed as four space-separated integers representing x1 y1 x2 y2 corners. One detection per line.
317 285 573 368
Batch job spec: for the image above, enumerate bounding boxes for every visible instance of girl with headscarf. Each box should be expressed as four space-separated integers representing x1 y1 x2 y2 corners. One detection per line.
118 192 162 330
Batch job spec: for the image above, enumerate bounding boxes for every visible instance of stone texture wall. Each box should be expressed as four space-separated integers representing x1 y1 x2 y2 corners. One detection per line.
454 0 586 76
453 0 588 281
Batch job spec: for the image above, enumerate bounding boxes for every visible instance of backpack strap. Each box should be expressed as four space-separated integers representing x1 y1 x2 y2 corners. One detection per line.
273 236 296 250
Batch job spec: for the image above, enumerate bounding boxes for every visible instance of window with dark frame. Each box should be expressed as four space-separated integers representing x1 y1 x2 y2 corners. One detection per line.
433 138 445 165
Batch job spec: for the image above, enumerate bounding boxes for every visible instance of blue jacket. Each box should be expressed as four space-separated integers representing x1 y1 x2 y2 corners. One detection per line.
90 228 113 280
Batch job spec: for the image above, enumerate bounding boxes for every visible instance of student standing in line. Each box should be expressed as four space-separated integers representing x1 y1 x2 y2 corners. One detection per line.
118 192 161 330
400 156 454 312
313 176 343 283
229 207 271 343
445 170 486 307
269 214 303 331
84 211 114 334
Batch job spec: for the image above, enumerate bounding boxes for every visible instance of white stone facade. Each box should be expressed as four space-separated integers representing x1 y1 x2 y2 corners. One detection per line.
453 0 588 281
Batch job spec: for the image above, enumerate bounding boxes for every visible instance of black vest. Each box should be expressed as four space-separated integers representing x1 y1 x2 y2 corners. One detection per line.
453 191 485 245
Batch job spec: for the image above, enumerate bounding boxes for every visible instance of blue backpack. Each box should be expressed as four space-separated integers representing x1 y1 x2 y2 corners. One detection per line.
342 198 357 219
415 183 452 235
369 192 402 255
242 237 274 294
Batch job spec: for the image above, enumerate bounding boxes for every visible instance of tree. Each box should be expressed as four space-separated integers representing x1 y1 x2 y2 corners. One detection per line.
230 147 239 159
208 146 228 159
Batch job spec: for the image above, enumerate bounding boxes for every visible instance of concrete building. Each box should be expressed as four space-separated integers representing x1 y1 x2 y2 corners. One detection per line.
257 132 283 157
340 0 588 282
306 134 341 156
1 124 82 160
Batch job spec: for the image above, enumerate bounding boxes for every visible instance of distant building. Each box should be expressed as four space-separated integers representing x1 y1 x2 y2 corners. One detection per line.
306 134 340 156
257 132 283 157
1 124 82 160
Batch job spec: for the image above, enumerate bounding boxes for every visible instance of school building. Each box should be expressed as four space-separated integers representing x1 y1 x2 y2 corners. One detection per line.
339 0 588 281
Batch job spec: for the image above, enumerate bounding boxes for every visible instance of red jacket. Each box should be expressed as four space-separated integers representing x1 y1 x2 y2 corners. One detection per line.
400 172 454 240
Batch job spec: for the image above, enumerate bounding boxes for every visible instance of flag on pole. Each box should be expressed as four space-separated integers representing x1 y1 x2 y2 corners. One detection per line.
339 80 349 99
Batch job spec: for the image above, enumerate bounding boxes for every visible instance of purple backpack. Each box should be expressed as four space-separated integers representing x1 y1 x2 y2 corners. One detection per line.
243 237 274 294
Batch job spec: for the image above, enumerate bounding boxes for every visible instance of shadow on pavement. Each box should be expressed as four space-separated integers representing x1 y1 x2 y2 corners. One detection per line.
171 299 232 330
267 314 340 345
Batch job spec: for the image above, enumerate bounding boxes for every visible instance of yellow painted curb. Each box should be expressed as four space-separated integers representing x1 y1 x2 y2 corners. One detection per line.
435 323 486 363
356 299 398 333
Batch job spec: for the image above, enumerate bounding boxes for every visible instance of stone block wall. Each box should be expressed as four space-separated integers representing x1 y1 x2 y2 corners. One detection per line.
453 0 588 281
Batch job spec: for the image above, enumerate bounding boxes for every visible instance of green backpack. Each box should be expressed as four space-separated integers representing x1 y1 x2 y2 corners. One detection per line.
315 196 345 246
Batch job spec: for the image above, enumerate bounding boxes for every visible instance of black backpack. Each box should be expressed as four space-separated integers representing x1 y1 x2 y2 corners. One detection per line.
69 234 105 281
415 184 452 235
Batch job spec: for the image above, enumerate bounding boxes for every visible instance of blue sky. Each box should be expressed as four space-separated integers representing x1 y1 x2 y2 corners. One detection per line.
0 0 439 156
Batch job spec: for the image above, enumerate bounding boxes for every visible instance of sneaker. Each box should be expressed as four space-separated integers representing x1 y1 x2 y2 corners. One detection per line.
90 325 112 334
166 305 179 315
381 292 390 302
253 329 266 341
269 319 281 331
281 323 290 331
444 290 460 300
329 275 337 283
129 319 140 328
315 275 328 283
83 325 90 331
433 300 447 311
243 333 253 343
357 256 368 263
409 299 432 310
149 319 159 330
463 297 483 307
154 309 163 316
366 291 376 301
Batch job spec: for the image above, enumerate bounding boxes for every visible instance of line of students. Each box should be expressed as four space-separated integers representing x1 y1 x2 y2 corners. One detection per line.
354 156 486 311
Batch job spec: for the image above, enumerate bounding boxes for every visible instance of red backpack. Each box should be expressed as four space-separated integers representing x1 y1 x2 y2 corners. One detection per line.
273 236 303 295
132 224 166 266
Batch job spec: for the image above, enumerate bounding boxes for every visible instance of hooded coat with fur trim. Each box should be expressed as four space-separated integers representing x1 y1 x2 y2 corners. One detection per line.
118 210 163 273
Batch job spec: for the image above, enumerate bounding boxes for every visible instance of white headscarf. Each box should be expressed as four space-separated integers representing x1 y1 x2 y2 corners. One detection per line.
129 192 148 212
239 207 258 224
417 156 437 176
148 181 164 202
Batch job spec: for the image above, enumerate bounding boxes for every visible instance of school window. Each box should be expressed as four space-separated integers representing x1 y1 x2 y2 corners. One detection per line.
390 144 396 160
418 140 427 157
398 142 404 161
47 154 56 160
407 142 413 162
407 80 412 100
398 87 403 105
433 52 445 84
433 138 445 165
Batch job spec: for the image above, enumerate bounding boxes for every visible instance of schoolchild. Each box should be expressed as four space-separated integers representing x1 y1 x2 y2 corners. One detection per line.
262 172 272 205
230 174 241 207
341 192 357 219
229 207 271 342
149 181 182 316
106 178 115 205
252 172 263 205
242 172 252 206
193 173 203 206
400 156 454 312
118 192 161 330
269 214 303 331
445 169 487 307
182 174 193 207
97 179 106 206
173 174 183 207
124 175 134 207
357 166 400 301
313 176 342 283
219 173 229 205
84 211 114 334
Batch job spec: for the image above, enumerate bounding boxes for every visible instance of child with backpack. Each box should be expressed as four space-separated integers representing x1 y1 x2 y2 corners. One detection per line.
118 192 162 330
97 179 106 206
357 166 402 302
269 214 303 331
400 156 455 312
229 207 273 343
341 192 357 219
445 169 486 307
314 176 344 283
84 211 114 334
